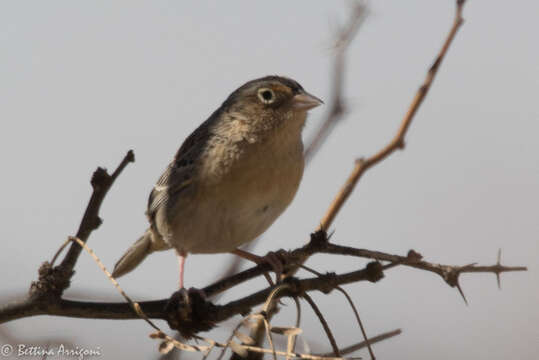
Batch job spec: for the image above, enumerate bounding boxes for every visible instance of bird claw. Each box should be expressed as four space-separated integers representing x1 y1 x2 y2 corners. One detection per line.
231 248 290 286
165 287 212 337
261 251 285 283
173 287 208 304
186 287 208 301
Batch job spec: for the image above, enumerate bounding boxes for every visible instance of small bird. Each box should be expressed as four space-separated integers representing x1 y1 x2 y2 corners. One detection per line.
112 76 322 288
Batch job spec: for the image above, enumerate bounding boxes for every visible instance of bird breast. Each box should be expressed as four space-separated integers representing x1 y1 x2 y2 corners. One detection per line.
172 111 306 254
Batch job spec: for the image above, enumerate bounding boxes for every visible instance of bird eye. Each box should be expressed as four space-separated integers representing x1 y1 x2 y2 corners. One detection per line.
257 88 275 104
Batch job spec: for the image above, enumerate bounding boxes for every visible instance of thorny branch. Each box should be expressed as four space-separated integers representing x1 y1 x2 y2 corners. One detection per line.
318 0 468 232
0 1 529 359
0 229 526 329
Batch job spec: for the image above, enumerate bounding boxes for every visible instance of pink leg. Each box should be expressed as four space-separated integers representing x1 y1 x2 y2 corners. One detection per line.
177 250 187 289
176 251 207 299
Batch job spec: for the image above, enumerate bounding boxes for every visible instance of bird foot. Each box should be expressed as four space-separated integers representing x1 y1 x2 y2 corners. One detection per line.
165 287 213 338
232 248 289 286
179 286 208 301
261 251 285 282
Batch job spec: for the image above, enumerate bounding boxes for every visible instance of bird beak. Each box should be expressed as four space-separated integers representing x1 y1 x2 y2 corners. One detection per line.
292 91 324 111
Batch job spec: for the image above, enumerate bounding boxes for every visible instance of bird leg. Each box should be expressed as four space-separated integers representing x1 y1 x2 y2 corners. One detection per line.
231 248 284 286
176 250 208 300
177 250 187 289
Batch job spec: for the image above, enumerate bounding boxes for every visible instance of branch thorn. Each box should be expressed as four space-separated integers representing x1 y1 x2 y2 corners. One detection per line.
496 248 502 290
455 280 468 306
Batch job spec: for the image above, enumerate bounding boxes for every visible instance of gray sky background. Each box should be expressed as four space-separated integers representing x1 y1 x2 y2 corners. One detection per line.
1 1 538 359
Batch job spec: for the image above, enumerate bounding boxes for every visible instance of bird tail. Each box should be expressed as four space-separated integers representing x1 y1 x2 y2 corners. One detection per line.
112 230 159 278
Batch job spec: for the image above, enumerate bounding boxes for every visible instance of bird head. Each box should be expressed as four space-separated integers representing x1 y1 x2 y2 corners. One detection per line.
221 76 323 131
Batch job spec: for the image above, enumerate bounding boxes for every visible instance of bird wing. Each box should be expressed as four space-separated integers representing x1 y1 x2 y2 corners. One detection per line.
146 164 193 225
146 115 217 228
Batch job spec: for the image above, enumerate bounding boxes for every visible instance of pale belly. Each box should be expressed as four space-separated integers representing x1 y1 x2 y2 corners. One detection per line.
183 190 294 254
165 141 304 254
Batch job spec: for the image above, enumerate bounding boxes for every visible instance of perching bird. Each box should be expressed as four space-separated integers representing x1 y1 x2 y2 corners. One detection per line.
112 76 322 288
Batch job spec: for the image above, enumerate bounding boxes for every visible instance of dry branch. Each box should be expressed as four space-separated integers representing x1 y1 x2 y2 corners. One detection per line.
304 2 368 164
318 0 468 232
0 150 134 322
316 329 402 357
303 293 341 357
0 229 526 332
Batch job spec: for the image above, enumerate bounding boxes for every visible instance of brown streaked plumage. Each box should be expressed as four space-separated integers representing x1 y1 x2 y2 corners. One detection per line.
112 76 323 288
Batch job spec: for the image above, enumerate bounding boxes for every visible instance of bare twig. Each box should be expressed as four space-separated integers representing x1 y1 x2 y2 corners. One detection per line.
216 319 249 360
318 0 468 232
335 288 373 359
316 329 402 357
0 151 135 321
303 293 341 357
263 285 291 360
300 264 375 360
60 150 135 273
152 326 355 360
304 2 368 164
286 297 302 360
